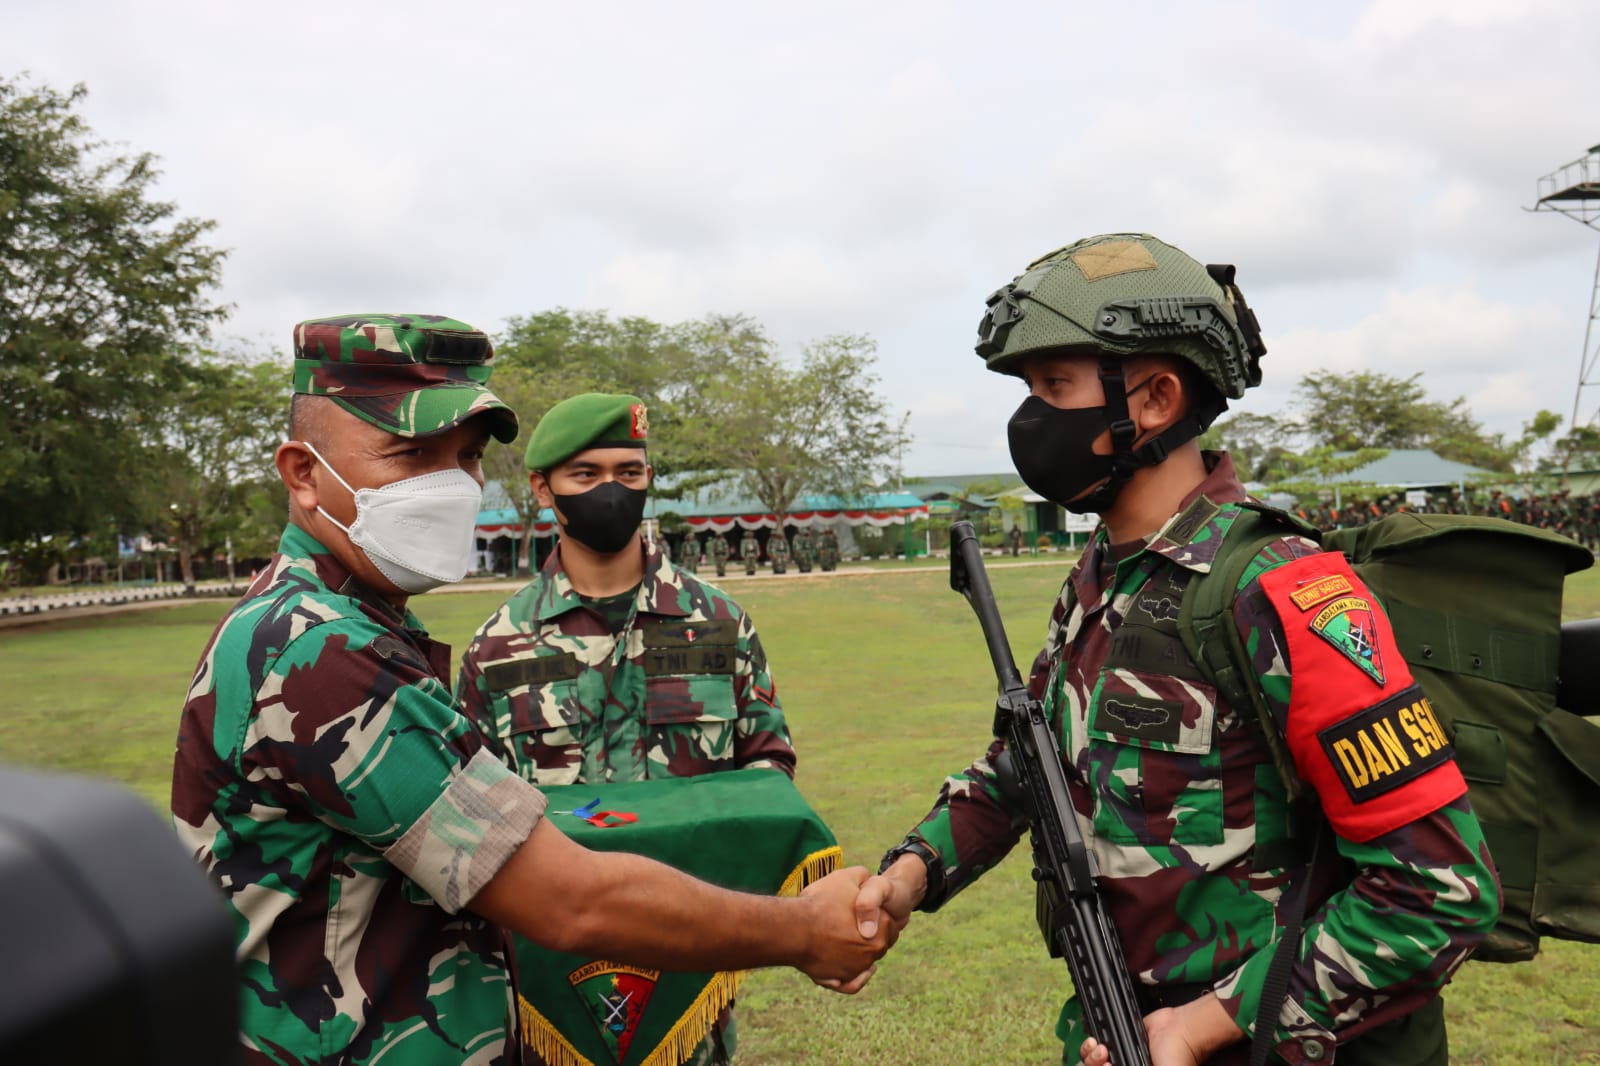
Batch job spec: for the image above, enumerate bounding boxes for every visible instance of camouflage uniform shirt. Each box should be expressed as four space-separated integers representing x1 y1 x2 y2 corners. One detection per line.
455 540 795 787
455 542 795 1064
903 454 1498 1063
171 523 549 1065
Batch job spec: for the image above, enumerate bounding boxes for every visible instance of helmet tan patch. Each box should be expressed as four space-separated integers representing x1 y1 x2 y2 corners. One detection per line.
1069 240 1159 281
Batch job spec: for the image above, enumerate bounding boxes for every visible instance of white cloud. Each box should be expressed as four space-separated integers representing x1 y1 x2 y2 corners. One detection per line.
7 0 1600 473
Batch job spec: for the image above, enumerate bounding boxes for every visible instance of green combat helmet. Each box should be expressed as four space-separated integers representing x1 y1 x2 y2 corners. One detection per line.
976 233 1266 509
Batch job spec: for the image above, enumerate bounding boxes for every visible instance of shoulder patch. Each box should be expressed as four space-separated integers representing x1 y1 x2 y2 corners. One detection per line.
1319 687 1454 804
1258 553 1466 841
1308 595 1386 686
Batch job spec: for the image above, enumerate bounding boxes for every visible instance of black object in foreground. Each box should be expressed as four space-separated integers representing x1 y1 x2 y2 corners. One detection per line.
949 520 1153 1066
0 765 239 1065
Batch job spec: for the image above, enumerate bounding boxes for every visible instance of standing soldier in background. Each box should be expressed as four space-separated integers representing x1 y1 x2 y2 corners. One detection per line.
818 528 840 572
680 529 702 575
740 528 761 575
1008 524 1024 556
794 527 816 573
709 530 731 578
768 527 791 575
455 393 816 1066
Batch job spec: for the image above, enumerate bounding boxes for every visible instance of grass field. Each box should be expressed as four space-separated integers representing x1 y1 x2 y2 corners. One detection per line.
3 559 1599 1063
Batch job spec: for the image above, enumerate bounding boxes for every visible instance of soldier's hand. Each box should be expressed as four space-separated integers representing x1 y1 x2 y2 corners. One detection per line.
795 866 902 991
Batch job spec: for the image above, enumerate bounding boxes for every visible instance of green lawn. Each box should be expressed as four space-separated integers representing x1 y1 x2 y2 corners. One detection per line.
3 561 1599 1063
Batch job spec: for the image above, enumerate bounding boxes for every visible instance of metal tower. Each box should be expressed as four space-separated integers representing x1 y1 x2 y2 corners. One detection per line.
1531 144 1600 427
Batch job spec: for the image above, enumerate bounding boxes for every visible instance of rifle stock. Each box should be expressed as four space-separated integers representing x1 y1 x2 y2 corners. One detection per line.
949 521 1153 1066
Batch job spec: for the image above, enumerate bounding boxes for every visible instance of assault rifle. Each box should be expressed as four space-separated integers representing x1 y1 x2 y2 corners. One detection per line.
949 520 1152 1066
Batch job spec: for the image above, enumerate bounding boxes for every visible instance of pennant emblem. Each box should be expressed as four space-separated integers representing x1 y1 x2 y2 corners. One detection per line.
571 962 658 1063
630 403 650 439
1309 596 1385 686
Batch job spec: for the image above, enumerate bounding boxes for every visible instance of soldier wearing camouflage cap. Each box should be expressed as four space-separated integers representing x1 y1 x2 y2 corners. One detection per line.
171 321 894 1066
455 392 799 1066
862 237 1498 1066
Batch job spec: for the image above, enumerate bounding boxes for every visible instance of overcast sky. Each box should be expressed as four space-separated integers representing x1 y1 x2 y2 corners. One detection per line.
8 0 1600 476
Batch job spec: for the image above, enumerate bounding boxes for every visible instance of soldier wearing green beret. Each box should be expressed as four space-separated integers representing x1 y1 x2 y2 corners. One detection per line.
171 323 896 1066
456 392 805 1066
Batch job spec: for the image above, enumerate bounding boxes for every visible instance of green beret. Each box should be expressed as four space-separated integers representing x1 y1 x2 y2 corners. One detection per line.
292 313 519 443
524 393 649 471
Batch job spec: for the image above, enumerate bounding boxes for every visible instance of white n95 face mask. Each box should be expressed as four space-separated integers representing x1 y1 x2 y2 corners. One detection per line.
299 441 483 594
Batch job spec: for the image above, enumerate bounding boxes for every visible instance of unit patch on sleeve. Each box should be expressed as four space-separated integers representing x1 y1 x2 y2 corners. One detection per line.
1318 686 1454 804
1308 595 1386 686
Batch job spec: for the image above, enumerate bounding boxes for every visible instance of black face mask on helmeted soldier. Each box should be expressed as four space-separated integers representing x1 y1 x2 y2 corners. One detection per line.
1006 395 1123 514
553 480 648 554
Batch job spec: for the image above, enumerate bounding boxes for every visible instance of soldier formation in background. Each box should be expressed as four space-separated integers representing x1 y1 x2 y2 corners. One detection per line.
740 529 760 575
767 529 791 574
1293 487 1600 552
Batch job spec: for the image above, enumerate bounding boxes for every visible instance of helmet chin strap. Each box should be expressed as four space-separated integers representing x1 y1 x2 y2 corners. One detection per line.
1074 355 1213 514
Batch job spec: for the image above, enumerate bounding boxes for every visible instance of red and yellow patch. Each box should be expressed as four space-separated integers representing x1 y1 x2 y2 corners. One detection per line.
630 403 649 439
1288 572 1354 611
1259 553 1466 842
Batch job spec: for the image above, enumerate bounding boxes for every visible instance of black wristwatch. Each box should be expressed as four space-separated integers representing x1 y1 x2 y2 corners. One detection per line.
877 839 946 910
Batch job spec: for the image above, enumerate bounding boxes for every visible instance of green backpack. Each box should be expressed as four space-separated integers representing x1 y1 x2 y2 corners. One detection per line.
1179 505 1600 962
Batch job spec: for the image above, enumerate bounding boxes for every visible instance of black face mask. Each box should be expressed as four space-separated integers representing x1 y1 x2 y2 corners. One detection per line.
1009 394 1149 515
553 481 647 554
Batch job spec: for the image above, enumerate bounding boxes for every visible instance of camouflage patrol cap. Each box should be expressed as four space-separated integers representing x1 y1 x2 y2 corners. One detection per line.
975 233 1266 400
524 392 649 471
292 314 519 443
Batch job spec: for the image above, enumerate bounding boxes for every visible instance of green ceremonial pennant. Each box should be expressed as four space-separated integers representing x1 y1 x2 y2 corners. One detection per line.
517 769 842 1066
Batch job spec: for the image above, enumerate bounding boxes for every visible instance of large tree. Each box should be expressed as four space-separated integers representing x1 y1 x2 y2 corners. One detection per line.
688 331 911 519
0 75 229 545
142 354 285 591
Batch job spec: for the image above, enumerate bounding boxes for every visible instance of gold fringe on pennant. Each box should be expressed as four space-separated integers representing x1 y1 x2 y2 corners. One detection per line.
775 845 843 898
517 847 843 1066
520 994 595 1066
635 971 743 1066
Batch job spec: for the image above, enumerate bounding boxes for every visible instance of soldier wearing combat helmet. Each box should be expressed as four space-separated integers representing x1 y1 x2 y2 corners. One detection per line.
171 319 895 1066
861 237 1497 1065
455 392 798 1066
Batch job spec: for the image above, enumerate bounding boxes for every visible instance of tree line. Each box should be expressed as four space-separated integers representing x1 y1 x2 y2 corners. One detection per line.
0 75 909 588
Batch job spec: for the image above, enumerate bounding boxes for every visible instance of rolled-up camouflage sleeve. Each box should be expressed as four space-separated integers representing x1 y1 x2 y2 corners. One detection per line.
1215 554 1499 1058
242 617 546 910
387 748 548 913
732 613 797 777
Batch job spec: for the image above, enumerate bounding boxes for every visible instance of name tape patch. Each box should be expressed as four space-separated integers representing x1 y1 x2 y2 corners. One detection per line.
1318 686 1452 804
483 651 580 692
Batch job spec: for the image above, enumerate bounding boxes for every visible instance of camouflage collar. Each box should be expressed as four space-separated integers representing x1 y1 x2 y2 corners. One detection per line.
1138 451 1249 573
535 542 690 622
278 523 421 629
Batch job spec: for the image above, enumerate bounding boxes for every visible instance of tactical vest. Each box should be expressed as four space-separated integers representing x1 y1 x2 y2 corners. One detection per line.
1179 504 1600 963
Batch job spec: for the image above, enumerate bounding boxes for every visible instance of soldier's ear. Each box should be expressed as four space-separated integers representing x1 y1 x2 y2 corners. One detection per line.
529 470 555 511
277 441 322 511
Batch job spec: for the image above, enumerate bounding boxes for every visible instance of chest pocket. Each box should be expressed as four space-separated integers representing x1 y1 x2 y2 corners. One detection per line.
483 652 585 786
641 620 739 771
1086 572 1225 847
